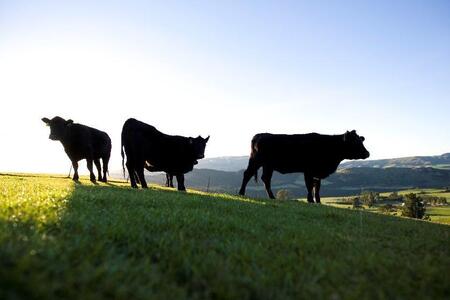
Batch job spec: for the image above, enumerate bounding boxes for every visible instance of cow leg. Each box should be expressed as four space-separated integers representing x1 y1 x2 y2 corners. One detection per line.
239 158 259 196
126 161 138 188
136 165 148 189
313 178 321 203
101 155 109 182
176 174 186 191
169 174 174 188
72 161 79 181
94 159 102 182
166 173 174 188
304 174 314 203
134 171 141 184
165 173 169 187
261 166 275 199
86 158 96 182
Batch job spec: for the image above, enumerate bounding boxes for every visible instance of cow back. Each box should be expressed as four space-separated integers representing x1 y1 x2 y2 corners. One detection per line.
122 118 199 174
251 133 344 177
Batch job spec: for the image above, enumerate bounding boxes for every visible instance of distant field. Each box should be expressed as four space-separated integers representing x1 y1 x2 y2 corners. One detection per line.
387 188 450 198
320 188 450 224
432 164 450 170
427 207 450 224
0 173 449 299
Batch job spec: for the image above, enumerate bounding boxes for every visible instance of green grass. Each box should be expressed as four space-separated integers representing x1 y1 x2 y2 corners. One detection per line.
1 174 449 299
321 189 450 225
384 189 450 224
427 207 450 224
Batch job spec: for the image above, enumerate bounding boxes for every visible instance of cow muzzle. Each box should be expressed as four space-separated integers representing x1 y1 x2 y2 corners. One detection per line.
363 151 370 159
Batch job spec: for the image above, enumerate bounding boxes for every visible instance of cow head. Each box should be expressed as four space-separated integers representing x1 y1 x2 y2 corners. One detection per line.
189 135 209 160
343 130 370 160
42 116 73 141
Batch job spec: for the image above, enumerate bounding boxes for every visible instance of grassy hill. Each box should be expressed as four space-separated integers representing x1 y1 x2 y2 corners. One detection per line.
1 174 449 299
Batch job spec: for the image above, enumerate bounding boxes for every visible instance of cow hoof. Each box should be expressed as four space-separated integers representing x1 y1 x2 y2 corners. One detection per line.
90 175 96 182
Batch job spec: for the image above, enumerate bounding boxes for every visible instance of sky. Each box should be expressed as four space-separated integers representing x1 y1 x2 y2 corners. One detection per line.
0 0 449 174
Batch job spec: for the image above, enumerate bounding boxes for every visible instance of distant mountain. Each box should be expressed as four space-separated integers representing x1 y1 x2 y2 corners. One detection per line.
143 167 450 198
194 153 450 171
196 156 249 171
340 153 450 169
111 153 450 198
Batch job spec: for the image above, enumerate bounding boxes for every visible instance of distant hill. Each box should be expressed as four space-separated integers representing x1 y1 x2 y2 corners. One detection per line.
340 153 450 169
195 153 450 171
195 156 249 171
144 167 450 198
111 153 450 198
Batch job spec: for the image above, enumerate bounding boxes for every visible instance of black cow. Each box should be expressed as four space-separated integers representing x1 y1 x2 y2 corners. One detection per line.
142 162 175 188
133 166 175 188
42 116 111 182
165 173 174 188
121 118 209 190
239 130 370 202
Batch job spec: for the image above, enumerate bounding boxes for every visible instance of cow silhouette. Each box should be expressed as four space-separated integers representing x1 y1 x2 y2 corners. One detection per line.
121 118 209 190
42 116 111 182
239 130 370 202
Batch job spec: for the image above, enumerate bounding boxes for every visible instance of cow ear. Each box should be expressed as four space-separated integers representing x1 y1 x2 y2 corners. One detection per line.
205 135 210 143
42 117 50 125
66 119 73 126
360 136 365 142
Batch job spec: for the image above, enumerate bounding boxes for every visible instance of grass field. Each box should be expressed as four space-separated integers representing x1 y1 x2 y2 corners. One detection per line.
321 188 450 225
1 174 449 299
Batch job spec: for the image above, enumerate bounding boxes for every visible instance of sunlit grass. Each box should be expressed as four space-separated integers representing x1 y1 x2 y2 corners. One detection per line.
0 174 449 299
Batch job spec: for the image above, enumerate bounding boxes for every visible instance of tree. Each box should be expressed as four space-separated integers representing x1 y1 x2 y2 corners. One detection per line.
387 191 403 201
388 191 398 199
401 193 426 219
422 195 447 206
379 204 394 214
352 197 363 209
276 189 290 200
360 191 378 207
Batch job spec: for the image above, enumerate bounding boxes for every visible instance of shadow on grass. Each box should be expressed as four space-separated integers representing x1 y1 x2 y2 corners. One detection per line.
1 175 450 299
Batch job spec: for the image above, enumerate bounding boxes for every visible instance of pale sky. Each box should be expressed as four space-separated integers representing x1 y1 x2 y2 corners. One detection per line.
1 0 449 174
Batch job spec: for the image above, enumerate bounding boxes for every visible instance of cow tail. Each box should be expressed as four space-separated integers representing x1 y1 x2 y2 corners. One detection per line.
121 139 126 179
250 136 259 183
